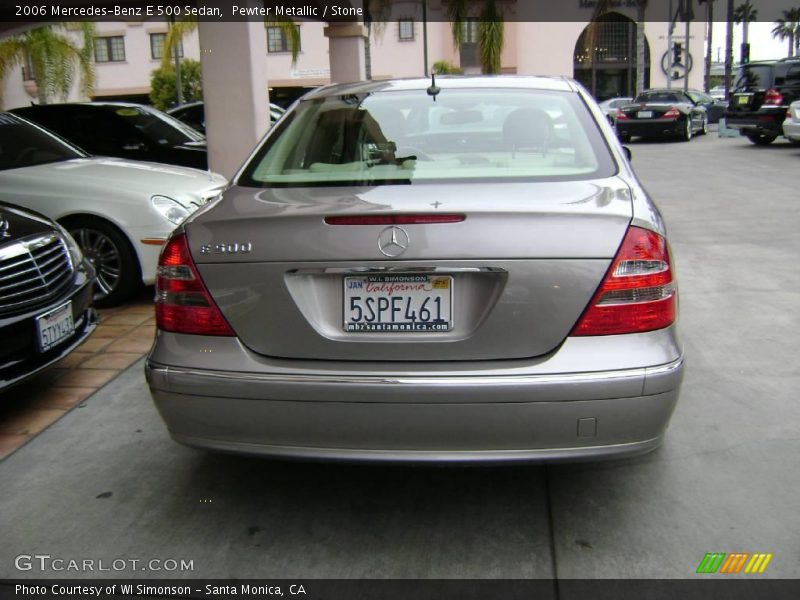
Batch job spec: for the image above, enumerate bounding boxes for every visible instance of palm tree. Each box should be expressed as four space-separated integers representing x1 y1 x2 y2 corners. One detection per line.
446 0 505 74
161 19 196 106
0 23 95 108
771 8 800 57
364 0 393 80
587 0 648 95
733 1 757 61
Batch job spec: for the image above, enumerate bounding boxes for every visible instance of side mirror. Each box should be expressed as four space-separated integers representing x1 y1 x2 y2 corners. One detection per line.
622 146 632 162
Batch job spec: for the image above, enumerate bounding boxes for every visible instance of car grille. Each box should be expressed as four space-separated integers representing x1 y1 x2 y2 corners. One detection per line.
0 234 74 315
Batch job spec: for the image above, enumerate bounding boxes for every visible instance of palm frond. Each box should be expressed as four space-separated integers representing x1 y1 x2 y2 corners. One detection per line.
265 18 301 64
478 1 503 74
161 19 197 69
446 0 469 50
0 38 26 108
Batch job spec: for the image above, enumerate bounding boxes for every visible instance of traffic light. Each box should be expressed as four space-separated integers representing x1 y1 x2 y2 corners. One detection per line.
673 42 683 66
740 42 750 64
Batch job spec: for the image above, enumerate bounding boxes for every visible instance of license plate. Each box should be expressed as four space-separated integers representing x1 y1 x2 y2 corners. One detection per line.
36 301 74 352
344 274 452 333
637 111 653 119
736 95 751 105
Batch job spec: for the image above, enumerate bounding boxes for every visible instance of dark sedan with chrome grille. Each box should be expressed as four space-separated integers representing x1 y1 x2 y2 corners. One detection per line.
0 203 96 391
615 89 708 142
146 76 684 463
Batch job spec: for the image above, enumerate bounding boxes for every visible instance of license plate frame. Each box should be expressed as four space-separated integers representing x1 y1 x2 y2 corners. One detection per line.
637 110 654 119
343 274 453 333
36 301 75 352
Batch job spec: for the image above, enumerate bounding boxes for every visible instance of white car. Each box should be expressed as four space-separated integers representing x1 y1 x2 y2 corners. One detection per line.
783 100 800 143
597 97 633 125
710 85 727 101
0 112 226 306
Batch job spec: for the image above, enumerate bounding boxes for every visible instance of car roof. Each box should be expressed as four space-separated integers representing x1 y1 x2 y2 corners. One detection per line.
302 76 577 100
16 101 155 112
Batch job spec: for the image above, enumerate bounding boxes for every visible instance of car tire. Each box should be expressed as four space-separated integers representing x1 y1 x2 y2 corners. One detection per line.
745 132 777 145
681 117 693 142
699 116 709 135
60 216 141 308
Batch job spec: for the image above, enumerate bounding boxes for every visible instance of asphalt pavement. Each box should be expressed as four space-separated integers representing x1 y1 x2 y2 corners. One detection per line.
1 132 798 584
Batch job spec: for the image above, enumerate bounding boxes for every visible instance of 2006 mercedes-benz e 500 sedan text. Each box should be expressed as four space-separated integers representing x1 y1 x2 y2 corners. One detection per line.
146 77 684 462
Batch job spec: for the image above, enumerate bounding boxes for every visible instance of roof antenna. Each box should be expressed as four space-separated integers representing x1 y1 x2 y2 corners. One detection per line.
426 73 440 101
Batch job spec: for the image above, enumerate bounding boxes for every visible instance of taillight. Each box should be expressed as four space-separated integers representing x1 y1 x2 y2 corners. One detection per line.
155 233 234 336
570 226 676 336
615 109 629 121
661 106 680 119
763 89 784 106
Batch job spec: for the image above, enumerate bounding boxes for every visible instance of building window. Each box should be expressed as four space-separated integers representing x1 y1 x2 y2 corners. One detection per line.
267 26 300 54
150 33 183 60
459 19 480 67
398 19 414 41
22 54 35 81
95 36 126 63
461 19 479 44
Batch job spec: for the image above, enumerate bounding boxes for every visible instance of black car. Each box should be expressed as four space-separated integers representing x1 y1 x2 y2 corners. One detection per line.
167 101 285 135
0 203 97 391
725 57 800 145
11 102 208 170
615 89 710 142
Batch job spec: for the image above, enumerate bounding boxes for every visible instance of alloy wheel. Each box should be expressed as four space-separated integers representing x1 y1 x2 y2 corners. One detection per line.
72 227 122 300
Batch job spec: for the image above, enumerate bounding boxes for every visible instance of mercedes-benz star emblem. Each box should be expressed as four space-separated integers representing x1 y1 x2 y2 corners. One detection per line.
377 226 410 257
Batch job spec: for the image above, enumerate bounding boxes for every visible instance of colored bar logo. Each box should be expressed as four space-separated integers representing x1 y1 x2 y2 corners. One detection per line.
696 552 773 574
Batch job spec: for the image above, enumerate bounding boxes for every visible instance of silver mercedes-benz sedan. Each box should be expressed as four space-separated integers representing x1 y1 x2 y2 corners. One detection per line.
146 76 684 462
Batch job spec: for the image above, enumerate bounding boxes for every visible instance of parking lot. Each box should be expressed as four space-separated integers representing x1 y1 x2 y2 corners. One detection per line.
0 131 798 582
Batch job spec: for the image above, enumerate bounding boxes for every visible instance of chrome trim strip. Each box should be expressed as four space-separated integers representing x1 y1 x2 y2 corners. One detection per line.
287 266 507 275
148 357 684 388
645 358 684 377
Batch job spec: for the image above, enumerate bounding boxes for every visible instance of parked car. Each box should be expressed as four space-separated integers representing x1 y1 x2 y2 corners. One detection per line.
709 85 727 101
146 76 684 462
615 88 709 142
725 57 800 145
784 100 800 143
11 102 209 170
167 101 286 135
597 97 633 125
0 112 226 306
0 202 97 391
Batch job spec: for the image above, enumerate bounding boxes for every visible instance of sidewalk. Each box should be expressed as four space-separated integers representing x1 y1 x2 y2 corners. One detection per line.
0 289 155 460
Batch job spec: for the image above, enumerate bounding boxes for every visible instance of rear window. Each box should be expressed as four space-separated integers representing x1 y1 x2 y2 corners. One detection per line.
734 65 774 90
635 92 683 103
106 106 204 145
238 88 616 187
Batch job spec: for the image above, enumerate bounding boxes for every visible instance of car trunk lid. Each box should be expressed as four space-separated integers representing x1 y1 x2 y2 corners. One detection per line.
188 179 633 361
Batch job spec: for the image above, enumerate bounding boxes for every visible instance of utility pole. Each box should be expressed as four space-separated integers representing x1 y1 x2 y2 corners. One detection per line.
668 0 674 89
724 0 734 98
423 0 429 76
684 0 692 92
704 0 713 93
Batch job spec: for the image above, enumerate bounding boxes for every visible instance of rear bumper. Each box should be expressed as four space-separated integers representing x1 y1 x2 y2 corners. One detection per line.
725 110 787 136
616 118 684 138
783 120 800 141
145 330 684 462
